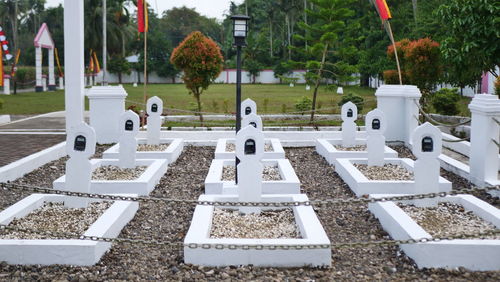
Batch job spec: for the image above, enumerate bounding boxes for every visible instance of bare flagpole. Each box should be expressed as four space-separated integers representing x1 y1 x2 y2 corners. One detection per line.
384 20 402 85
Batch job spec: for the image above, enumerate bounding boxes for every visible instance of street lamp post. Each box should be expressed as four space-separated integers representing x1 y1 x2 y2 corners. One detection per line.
231 15 250 184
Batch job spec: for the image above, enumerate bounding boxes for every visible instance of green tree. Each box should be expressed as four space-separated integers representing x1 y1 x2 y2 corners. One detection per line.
436 0 499 84
170 31 224 124
108 56 130 84
291 0 356 122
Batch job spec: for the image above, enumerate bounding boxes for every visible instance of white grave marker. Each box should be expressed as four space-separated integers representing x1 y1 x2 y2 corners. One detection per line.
242 113 263 131
146 96 163 145
337 87 344 95
65 123 96 208
241 98 257 119
236 125 264 214
366 109 387 166
118 110 140 168
412 122 442 207
341 102 357 147
3 75 10 95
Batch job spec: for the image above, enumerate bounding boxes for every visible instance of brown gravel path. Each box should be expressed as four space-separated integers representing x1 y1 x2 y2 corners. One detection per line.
0 146 498 280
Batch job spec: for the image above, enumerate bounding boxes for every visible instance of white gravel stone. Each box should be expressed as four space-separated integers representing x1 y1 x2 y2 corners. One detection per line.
334 145 367 151
400 202 499 239
0 201 112 239
355 164 414 181
136 144 170 152
210 208 301 239
225 142 273 152
92 165 147 181
221 165 282 181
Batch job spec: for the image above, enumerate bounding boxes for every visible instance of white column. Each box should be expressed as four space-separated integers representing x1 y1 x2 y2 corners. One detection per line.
35 47 43 92
59 76 64 90
48 48 56 90
469 94 500 187
64 0 85 132
87 85 127 144
366 109 387 166
412 122 442 207
3 76 10 95
147 96 163 145
376 85 421 145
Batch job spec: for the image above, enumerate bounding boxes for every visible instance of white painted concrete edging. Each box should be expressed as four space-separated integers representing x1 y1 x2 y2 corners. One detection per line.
205 159 300 195
0 194 138 266
335 158 452 197
214 138 285 159
316 138 398 166
53 159 168 196
368 194 500 271
0 115 11 125
102 138 184 164
0 142 66 183
184 194 331 267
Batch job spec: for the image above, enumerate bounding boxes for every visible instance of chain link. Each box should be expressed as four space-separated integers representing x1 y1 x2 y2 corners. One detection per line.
0 223 497 251
1 182 498 208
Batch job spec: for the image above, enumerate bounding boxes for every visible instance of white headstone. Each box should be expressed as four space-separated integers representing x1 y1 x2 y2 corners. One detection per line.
59 76 64 90
3 76 10 95
337 87 344 95
241 98 257 119
242 113 263 131
146 96 163 145
412 122 442 207
366 109 387 166
468 94 500 187
133 82 138 87
65 123 96 208
306 85 311 91
236 125 264 215
289 83 294 87
341 102 358 147
118 110 140 168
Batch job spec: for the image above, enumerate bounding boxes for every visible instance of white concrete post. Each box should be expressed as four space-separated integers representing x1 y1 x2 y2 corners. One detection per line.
65 123 96 208
469 94 500 187
48 48 56 90
341 102 357 147
236 125 265 215
241 98 257 119
64 0 85 132
366 109 387 166
147 96 163 145
375 85 421 145
337 87 344 95
242 113 263 131
87 85 128 144
412 122 442 207
42 75 47 91
59 76 64 90
35 47 43 92
118 110 140 168
3 76 10 95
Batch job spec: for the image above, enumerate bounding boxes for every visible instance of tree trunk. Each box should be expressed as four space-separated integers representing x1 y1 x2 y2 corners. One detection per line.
304 0 308 50
195 93 204 126
286 14 291 60
310 44 329 122
172 76 175 84
269 20 273 58
118 72 122 84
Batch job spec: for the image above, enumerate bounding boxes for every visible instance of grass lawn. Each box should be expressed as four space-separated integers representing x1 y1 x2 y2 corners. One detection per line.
0 84 376 115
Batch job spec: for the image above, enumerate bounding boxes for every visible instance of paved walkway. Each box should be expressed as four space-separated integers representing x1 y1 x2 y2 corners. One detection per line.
0 134 65 166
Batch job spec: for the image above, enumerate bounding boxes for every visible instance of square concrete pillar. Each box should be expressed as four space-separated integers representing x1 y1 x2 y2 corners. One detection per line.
469 94 500 187
375 85 421 145
87 85 128 144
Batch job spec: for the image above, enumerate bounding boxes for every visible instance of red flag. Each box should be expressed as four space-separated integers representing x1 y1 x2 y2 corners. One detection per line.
375 0 392 20
138 0 149 33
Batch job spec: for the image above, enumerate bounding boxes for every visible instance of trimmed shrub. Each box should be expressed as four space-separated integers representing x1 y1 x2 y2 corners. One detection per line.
295 96 312 115
338 93 364 112
432 88 460 116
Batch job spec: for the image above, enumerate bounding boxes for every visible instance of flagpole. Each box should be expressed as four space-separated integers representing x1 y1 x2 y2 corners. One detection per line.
143 30 147 107
385 20 402 85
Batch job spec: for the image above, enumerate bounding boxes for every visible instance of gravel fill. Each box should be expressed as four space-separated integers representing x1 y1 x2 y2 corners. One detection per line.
210 208 300 239
221 165 282 181
334 145 367 151
92 165 147 181
0 146 499 280
400 202 499 239
225 142 273 152
137 144 170 152
0 201 112 239
355 163 414 181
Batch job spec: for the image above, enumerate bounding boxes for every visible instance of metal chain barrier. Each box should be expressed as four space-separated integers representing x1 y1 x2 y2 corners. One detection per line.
414 101 471 128
1 182 498 208
1 223 498 251
493 118 500 126
414 115 469 143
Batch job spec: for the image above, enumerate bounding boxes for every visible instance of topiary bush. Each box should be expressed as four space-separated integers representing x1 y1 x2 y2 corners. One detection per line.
432 88 460 116
337 93 364 113
295 96 312 115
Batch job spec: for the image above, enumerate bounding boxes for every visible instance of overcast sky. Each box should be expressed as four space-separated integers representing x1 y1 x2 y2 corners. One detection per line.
46 0 242 20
